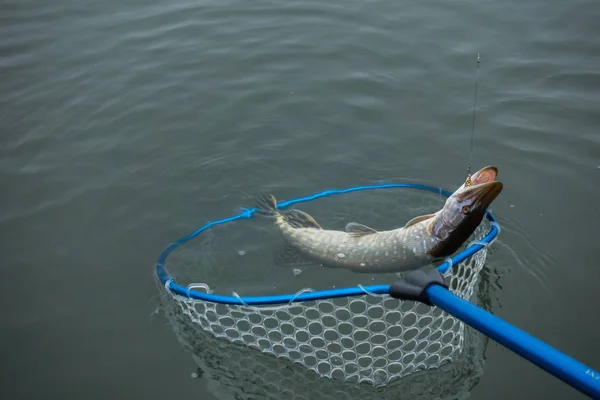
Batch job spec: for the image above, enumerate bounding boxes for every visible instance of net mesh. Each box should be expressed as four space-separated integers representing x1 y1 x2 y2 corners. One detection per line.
160 186 493 386
166 227 489 386
158 280 488 400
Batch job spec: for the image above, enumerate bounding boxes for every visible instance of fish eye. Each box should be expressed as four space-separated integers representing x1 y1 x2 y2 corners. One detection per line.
462 205 471 214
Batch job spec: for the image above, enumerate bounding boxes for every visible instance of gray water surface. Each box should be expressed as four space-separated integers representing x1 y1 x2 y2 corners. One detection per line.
1 0 600 399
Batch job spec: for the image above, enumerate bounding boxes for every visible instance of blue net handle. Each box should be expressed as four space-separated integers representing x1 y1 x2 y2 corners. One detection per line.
156 183 500 305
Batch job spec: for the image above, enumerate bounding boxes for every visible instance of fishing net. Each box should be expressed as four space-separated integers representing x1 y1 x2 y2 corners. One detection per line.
157 184 497 386
158 281 488 400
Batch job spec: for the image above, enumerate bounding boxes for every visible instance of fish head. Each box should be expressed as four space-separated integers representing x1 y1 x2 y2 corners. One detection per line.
429 166 503 257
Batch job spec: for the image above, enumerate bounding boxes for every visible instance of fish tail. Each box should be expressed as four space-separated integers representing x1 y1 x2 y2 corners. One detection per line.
255 194 279 216
255 194 322 229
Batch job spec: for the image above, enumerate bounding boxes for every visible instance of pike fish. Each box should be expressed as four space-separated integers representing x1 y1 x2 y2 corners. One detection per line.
256 166 503 273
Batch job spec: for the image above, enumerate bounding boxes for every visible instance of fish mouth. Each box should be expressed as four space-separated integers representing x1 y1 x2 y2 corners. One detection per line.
460 181 503 209
471 165 498 185
457 166 503 209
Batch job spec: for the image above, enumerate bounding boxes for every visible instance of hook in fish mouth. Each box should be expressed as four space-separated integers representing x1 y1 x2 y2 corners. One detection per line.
461 181 503 209
462 166 498 188
456 166 502 209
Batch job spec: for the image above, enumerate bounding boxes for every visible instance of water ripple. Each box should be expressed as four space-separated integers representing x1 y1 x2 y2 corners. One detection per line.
1 1 600 398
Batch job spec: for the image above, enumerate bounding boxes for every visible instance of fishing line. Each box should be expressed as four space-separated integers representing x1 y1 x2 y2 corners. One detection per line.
465 53 480 187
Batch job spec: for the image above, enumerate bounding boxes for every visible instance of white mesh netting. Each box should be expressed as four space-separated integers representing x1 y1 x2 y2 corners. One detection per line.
165 223 489 386
158 282 488 400
160 188 493 387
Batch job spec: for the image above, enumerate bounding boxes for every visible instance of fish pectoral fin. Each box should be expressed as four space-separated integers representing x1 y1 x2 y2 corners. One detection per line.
404 213 436 228
345 222 378 237
283 209 322 229
274 244 316 267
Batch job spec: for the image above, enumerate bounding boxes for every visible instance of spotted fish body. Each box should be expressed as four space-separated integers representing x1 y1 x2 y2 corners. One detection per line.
257 166 503 274
269 209 439 273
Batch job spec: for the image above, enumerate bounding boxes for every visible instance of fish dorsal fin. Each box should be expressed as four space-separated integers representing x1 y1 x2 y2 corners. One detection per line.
404 213 436 228
345 222 378 237
284 209 322 229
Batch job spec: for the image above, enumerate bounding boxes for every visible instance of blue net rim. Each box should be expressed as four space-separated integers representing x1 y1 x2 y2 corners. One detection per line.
156 183 499 306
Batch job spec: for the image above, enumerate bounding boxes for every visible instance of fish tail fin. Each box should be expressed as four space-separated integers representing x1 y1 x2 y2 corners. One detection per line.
255 194 279 216
281 209 322 229
255 194 322 229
